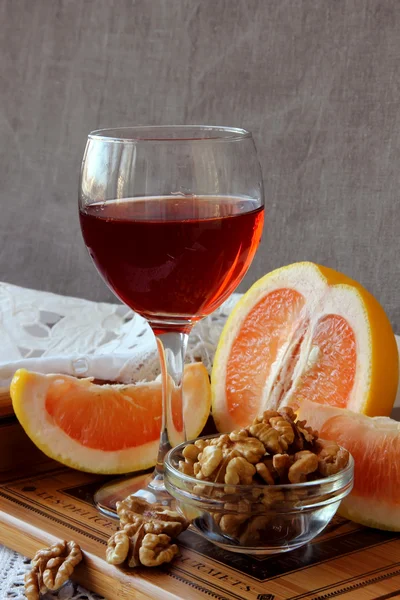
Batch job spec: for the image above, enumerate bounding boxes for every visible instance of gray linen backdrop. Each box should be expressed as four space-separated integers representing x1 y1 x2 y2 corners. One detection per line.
1 0 399 330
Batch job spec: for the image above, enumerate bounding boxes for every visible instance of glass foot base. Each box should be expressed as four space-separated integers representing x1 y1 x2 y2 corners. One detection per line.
94 471 172 518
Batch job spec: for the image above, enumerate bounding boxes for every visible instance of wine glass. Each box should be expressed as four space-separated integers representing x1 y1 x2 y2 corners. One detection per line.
78 126 264 513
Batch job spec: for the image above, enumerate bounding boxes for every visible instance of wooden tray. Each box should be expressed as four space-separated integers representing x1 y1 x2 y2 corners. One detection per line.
0 463 399 600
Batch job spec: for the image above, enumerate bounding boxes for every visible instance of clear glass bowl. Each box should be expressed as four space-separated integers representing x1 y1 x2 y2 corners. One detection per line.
164 437 354 555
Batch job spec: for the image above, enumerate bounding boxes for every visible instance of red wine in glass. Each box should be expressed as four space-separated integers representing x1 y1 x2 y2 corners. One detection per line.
80 195 264 328
78 125 265 512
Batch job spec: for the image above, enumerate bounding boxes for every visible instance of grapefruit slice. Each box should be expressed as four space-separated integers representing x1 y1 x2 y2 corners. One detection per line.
10 363 211 474
296 398 400 531
212 262 398 432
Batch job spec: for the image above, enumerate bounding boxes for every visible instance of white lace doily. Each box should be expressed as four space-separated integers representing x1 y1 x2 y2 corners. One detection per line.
0 282 241 390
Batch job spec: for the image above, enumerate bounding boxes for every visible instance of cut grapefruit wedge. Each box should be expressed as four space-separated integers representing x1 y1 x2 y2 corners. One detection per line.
10 363 211 474
296 398 400 531
212 262 398 432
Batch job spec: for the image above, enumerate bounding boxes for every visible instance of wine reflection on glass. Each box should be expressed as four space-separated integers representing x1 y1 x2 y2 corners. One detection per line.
78 126 264 514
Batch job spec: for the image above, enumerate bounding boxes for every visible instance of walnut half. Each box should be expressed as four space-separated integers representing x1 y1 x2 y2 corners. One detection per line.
288 450 318 483
24 569 41 600
139 533 179 567
25 541 83 600
106 530 130 565
116 495 188 537
315 440 350 476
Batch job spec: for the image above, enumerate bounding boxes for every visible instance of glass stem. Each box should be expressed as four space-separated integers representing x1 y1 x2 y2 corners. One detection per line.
151 330 190 484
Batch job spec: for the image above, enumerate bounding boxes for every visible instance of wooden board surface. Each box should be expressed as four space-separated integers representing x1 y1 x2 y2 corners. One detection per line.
0 389 12 417
0 464 399 600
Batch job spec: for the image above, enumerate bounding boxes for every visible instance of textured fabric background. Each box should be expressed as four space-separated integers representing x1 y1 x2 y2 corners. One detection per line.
1 0 399 330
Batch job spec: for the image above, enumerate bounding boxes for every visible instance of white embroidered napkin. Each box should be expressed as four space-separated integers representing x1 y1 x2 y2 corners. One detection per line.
0 282 399 408
0 282 238 391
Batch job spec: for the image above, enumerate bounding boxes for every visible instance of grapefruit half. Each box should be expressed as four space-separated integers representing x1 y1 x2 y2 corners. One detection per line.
212 262 398 432
10 363 211 474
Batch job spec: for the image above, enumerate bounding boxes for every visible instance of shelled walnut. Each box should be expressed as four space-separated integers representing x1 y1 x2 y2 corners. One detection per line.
106 530 130 565
106 496 188 569
315 439 350 476
116 495 188 536
24 541 82 600
139 533 179 566
288 450 319 483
